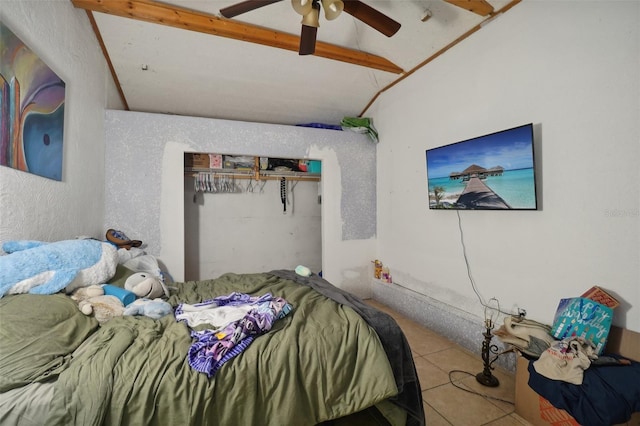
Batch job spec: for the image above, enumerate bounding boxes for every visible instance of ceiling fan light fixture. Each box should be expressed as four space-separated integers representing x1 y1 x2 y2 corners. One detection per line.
300 3 320 27
292 0 313 16
321 0 343 20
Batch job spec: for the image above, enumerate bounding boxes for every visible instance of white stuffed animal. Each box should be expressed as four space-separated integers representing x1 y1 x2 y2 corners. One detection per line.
124 272 168 299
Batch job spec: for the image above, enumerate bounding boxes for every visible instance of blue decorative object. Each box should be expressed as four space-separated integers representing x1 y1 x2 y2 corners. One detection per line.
102 284 136 306
296 122 343 130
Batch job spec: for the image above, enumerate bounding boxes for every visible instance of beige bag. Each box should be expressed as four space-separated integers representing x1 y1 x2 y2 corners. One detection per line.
533 337 597 384
494 316 556 358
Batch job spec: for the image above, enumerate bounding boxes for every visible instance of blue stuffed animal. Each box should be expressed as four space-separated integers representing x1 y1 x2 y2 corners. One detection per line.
123 298 173 320
0 239 118 297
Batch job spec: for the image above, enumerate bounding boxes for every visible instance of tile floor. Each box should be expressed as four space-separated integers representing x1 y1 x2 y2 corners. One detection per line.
365 299 533 426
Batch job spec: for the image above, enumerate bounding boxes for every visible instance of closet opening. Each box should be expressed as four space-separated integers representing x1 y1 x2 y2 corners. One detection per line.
183 152 322 281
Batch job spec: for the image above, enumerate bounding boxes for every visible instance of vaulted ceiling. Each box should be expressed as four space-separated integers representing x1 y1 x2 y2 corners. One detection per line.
72 0 520 126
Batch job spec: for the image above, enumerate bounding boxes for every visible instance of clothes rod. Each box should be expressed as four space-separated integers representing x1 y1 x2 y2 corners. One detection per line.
186 169 320 182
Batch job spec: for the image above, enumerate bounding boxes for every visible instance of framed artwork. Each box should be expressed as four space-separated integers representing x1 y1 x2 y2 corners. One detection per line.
1 20 65 181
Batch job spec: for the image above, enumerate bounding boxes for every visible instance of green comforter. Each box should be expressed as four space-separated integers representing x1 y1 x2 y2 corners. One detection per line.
0 273 398 425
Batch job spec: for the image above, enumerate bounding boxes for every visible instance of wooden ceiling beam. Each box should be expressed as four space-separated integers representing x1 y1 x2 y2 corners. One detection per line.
70 0 404 74
85 10 129 110
443 0 494 17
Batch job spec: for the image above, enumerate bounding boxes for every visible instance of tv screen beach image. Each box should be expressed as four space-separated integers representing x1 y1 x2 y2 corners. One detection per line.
426 124 537 210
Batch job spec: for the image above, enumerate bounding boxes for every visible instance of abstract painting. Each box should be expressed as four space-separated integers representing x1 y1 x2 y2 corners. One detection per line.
1 20 65 181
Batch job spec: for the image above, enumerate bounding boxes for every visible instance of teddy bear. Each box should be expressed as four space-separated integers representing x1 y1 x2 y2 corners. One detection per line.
71 285 125 324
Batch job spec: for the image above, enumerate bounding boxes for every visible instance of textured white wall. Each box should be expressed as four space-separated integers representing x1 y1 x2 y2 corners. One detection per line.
371 1 640 331
104 111 377 297
0 1 118 243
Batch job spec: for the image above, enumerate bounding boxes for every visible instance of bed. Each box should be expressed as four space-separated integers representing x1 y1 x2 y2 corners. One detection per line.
0 269 425 426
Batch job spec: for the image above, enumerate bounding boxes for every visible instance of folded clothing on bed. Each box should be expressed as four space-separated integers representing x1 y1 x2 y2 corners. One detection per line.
527 355 640 426
176 292 292 377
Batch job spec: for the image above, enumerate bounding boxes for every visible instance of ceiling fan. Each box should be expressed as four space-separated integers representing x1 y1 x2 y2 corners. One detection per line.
219 0 401 55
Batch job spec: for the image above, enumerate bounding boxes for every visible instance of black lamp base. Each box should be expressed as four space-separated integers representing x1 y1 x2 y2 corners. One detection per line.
476 326 501 387
476 372 500 387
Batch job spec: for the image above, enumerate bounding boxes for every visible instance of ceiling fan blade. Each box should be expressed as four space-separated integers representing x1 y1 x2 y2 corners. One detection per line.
219 0 282 18
299 25 318 55
342 0 400 37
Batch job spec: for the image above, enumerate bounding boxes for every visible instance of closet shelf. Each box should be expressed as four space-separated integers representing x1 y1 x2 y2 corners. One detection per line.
185 167 321 182
185 153 321 182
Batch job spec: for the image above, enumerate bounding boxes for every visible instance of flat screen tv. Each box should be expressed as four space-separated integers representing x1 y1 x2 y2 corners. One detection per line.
426 123 538 210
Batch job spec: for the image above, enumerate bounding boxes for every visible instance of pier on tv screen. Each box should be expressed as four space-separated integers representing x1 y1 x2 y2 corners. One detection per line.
425 123 538 210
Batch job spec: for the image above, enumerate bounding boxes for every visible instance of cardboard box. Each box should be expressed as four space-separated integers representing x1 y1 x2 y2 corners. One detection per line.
581 286 620 309
515 356 580 426
185 153 210 168
515 326 640 426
